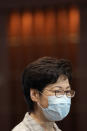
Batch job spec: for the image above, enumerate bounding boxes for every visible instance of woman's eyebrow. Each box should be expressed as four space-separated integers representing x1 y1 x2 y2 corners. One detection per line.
50 86 62 90
51 86 71 89
66 86 71 89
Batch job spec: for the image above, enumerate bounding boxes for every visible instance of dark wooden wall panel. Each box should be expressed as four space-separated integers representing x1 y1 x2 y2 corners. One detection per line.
0 6 87 131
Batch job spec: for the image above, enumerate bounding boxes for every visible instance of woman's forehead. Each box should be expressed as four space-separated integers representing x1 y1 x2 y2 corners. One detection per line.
57 74 68 82
45 77 70 90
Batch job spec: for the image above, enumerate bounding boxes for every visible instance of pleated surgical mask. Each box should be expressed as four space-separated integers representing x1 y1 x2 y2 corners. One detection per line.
38 95 71 121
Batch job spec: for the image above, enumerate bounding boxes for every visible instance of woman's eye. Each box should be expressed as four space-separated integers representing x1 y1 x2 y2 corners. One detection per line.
65 90 70 93
55 90 61 93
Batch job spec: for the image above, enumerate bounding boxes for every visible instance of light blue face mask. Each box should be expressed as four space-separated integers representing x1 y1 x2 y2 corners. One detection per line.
38 95 71 121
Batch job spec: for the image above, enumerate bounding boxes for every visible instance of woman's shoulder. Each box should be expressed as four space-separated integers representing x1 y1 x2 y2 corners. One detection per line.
12 122 29 131
11 112 32 131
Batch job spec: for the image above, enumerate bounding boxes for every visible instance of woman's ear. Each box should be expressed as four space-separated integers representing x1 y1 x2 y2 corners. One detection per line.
30 88 39 102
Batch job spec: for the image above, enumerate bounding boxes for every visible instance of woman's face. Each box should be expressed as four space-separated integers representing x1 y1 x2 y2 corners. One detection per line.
38 75 71 108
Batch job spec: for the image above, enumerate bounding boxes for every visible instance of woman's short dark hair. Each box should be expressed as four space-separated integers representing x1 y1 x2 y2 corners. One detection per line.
22 56 72 112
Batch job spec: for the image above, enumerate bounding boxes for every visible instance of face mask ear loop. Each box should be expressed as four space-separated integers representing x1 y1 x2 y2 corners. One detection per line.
37 91 48 109
39 91 48 98
37 102 43 109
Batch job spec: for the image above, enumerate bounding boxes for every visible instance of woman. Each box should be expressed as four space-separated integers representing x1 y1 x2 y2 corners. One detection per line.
12 57 75 131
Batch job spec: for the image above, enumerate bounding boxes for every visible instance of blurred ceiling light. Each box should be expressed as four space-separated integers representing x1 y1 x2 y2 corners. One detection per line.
69 7 80 34
34 11 45 36
8 12 21 37
22 12 33 37
45 10 56 36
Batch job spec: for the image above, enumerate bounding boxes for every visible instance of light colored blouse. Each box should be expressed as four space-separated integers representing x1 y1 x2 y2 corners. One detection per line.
12 112 62 131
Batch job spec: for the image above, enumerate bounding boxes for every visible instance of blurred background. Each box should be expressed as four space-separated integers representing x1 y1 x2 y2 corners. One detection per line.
0 0 87 131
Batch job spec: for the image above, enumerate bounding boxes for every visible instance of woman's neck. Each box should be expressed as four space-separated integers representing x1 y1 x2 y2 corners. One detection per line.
30 111 54 131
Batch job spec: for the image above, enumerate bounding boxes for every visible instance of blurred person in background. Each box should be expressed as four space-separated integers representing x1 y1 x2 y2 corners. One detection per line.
12 56 75 131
